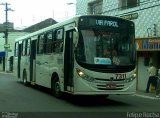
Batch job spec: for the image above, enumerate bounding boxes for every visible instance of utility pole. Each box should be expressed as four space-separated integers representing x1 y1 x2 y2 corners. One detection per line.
0 2 13 72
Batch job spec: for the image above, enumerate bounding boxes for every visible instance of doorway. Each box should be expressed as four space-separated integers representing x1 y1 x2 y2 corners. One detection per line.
64 30 74 91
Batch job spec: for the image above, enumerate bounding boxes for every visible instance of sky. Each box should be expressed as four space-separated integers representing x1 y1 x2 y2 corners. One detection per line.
0 0 76 29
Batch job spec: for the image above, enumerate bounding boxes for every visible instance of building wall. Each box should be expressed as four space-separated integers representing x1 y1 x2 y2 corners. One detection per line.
76 0 160 38
77 0 95 15
137 57 148 91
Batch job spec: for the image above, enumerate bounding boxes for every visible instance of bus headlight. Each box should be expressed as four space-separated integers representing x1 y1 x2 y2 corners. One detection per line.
133 73 136 78
78 70 86 78
76 68 95 82
126 73 136 82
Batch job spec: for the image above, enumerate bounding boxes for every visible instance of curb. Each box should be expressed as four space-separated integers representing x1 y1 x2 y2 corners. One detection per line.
134 93 160 100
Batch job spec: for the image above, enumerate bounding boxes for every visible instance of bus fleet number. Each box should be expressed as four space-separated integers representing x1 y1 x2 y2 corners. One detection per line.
115 74 126 79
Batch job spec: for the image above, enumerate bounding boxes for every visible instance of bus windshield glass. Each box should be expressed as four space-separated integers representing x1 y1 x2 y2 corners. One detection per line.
76 29 135 66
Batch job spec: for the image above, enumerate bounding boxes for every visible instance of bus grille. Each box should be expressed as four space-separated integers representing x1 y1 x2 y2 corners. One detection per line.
95 78 126 90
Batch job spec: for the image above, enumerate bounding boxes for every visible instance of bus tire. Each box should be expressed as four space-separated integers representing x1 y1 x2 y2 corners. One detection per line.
52 76 62 98
23 70 28 86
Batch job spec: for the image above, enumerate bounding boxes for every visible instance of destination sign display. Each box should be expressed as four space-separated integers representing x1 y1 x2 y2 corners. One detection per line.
78 16 134 32
95 20 119 27
79 17 121 28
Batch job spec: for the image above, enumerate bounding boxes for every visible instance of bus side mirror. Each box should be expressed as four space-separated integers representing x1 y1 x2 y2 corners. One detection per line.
73 27 78 48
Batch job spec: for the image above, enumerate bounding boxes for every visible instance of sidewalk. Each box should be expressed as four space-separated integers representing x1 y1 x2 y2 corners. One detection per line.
135 90 160 99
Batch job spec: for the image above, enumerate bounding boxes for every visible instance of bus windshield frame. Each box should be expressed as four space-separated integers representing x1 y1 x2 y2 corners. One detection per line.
75 16 136 73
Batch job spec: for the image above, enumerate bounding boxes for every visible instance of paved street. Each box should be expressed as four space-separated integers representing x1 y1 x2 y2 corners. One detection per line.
0 72 160 118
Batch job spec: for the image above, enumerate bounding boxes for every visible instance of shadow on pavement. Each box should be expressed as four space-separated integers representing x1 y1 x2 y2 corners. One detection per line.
61 94 131 107
17 81 132 107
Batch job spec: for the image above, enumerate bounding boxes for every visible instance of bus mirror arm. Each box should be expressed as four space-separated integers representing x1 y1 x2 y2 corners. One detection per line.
73 27 78 48
74 27 78 32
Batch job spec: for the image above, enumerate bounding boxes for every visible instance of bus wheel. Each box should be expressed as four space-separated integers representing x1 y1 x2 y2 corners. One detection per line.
23 71 28 86
52 77 62 98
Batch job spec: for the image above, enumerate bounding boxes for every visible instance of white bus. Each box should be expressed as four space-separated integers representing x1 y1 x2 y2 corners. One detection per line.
14 15 136 98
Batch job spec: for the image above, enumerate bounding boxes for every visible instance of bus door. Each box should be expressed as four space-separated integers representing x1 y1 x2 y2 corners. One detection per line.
64 30 74 91
30 40 36 83
18 43 22 78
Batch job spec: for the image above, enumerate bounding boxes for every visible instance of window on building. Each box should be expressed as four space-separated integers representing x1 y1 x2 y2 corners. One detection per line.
119 0 139 10
88 0 103 15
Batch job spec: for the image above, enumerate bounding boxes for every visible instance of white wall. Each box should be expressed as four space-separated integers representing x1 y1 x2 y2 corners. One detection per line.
76 0 160 38
137 57 149 91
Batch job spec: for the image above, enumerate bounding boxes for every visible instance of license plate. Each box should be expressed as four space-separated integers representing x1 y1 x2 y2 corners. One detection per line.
106 83 116 88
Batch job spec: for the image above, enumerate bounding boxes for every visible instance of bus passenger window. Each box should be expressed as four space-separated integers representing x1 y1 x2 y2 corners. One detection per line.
22 40 27 56
38 34 44 54
56 29 63 40
54 28 64 53
46 31 53 53
14 42 19 57
55 41 63 52
26 39 30 55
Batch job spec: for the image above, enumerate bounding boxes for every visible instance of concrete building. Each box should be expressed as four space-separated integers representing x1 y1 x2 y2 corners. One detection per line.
76 0 160 91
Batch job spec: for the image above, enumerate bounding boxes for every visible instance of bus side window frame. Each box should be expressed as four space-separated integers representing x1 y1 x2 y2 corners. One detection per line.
14 42 19 57
37 34 45 54
21 40 24 56
26 38 31 56
37 36 40 54
45 31 53 54
22 39 27 56
54 28 64 53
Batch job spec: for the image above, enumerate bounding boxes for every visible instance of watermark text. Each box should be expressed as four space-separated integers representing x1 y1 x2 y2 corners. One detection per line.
127 112 160 118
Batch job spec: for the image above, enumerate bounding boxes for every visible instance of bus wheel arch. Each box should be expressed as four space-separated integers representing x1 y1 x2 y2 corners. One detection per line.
51 73 62 98
22 69 28 86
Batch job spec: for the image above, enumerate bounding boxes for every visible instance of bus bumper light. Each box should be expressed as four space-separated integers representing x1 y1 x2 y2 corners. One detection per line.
126 73 136 82
76 68 95 82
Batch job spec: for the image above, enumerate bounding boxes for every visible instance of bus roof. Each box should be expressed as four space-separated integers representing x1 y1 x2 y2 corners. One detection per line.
15 15 133 42
15 15 80 42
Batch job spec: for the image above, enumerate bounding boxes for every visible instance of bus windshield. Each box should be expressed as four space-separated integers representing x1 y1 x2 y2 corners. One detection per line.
75 29 135 66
